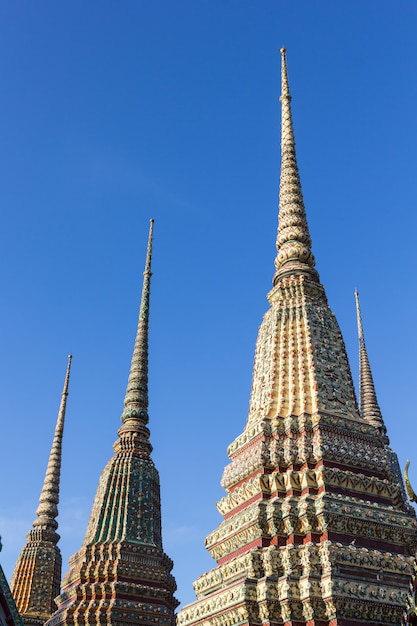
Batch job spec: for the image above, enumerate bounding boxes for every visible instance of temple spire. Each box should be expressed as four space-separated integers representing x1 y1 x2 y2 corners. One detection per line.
46 220 178 626
177 50 416 626
34 354 72 530
274 48 317 284
121 218 153 424
11 355 72 625
354 290 386 433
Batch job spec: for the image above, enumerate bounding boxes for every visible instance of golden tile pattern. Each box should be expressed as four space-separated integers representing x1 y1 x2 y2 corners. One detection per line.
177 50 417 626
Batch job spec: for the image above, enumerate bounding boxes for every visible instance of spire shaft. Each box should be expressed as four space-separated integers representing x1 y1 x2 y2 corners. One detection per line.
274 48 316 284
354 291 386 432
34 354 72 531
121 219 154 423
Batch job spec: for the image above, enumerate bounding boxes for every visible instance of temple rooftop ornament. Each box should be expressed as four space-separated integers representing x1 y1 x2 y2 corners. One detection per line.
11 355 72 626
45 219 178 626
405 460 417 505
177 49 417 626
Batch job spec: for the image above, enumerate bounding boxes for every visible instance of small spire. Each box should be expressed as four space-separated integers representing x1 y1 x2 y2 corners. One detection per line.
33 354 72 531
354 291 386 433
121 219 154 423
274 48 317 284
11 355 72 621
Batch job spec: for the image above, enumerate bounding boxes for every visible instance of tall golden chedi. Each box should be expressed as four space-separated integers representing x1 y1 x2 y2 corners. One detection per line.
177 49 417 626
45 220 178 626
11 355 72 626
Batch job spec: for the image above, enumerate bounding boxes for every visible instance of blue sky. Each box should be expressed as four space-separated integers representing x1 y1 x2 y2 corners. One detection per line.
1 0 417 609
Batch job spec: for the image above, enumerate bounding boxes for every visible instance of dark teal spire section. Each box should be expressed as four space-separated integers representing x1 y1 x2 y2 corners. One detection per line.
81 218 159 546
45 219 178 626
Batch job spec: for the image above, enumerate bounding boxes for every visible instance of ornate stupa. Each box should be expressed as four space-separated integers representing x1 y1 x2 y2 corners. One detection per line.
45 220 178 626
177 49 417 626
11 355 72 626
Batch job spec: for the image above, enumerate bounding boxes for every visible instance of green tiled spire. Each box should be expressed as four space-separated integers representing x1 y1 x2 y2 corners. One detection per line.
83 218 158 545
46 220 178 626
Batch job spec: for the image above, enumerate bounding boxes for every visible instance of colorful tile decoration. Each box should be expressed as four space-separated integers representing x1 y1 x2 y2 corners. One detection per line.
8 50 417 626
176 50 417 626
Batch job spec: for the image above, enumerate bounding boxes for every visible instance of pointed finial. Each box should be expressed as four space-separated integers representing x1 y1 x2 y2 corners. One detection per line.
121 219 154 423
280 48 290 101
354 291 386 434
33 354 72 532
273 48 317 284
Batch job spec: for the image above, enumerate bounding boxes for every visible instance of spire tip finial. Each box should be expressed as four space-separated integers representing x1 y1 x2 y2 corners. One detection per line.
280 47 286 55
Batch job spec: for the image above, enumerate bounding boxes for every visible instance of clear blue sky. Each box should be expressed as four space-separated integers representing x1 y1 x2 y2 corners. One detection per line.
1 0 417 609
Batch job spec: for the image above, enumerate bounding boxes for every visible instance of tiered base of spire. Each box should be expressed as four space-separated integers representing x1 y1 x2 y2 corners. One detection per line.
45 418 178 626
45 541 177 626
179 424 416 625
177 275 417 626
43 222 178 626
